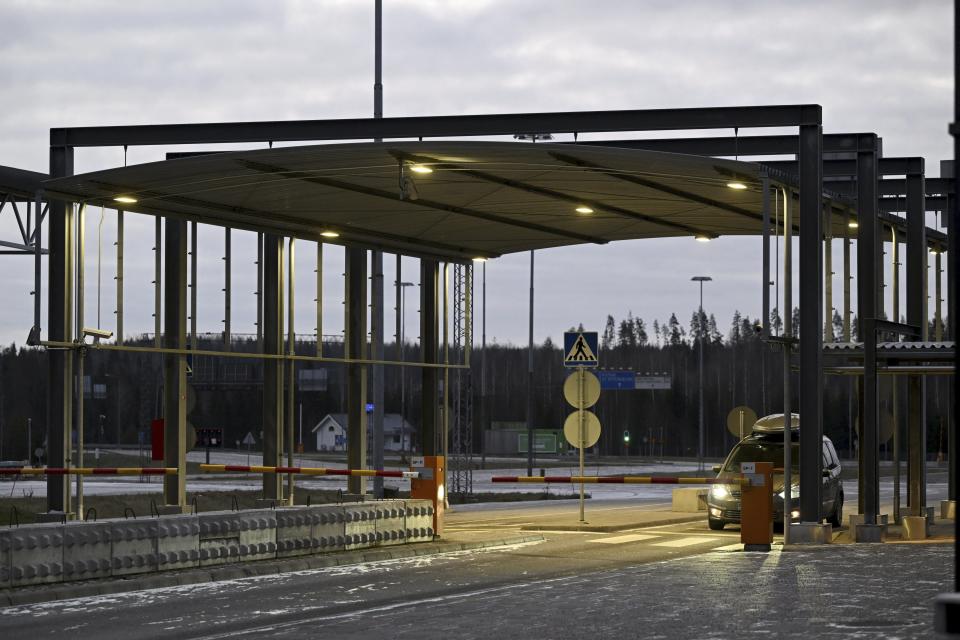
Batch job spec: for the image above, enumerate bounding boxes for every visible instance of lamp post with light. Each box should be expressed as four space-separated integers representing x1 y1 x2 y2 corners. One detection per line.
691 276 713 472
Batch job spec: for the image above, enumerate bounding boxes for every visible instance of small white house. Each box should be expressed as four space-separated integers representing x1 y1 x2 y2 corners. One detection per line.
312 413 417 452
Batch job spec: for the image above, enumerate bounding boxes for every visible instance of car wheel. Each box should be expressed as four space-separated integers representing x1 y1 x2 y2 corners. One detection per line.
708 517 725 531
829 492 843 528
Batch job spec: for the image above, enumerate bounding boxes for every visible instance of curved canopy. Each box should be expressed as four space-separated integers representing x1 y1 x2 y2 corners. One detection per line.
43 141 827 260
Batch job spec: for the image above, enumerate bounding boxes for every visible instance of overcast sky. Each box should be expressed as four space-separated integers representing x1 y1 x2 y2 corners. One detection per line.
0 0 952 349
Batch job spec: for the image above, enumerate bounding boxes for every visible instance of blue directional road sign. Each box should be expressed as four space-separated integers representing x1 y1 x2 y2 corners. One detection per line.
564 331 599 368
597 370 635 390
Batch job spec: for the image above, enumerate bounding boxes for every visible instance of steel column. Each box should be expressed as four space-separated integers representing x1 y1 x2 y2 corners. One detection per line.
116 211 123 345
262 234 284 500
782 187 794 538
761 178 771 339
798 123 824 523
286 238 295 503
372 250 385 498
345 247 368 495
154 218 161 348
162 217 188 508
224 228 231 350
316 243 323 356
190 222 197 351
843 209 852 341
420 260 439 456
75 203 85 518
906 166 927 517
891 227 900 522
824 203 834 342
46 144 73 514
857 137 880 524
256 232 263 351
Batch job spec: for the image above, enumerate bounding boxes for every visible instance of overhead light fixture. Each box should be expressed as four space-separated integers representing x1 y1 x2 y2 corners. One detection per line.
930 247 941 255
409 164 433 174
575 206 594 214
320 231 340 238
695 234 713 243
472 257 488 263
726 181 748 190
113 195 137 204
848 221 859 229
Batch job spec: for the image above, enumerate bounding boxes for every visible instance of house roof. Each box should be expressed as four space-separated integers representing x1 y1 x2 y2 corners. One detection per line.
312 413 416 434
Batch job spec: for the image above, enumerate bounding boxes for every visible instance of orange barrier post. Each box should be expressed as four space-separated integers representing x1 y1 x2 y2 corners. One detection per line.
740 461 773 551
410 456 444 537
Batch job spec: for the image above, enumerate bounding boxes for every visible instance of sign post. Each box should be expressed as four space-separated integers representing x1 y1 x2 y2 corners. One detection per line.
563 331 600 522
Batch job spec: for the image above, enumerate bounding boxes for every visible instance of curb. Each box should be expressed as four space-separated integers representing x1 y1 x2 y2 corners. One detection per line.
0 533 544 608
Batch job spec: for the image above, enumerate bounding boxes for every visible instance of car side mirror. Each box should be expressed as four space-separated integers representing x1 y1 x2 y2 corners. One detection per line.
712 465 721 473
822 469 830 477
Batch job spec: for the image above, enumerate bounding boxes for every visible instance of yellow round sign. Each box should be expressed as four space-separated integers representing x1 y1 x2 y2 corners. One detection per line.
563 410 602 449
562 371 601 408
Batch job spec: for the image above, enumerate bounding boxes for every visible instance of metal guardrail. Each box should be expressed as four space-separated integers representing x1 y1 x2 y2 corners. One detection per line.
491 475 745 484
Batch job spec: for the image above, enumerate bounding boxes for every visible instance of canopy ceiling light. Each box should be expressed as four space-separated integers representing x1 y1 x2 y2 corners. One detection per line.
472 256 488 263
726 181 748 190
409 164 433 174
848 220 860 229
575 206 594 214
694 233 714 243
320 231 340 238
113 195 137 204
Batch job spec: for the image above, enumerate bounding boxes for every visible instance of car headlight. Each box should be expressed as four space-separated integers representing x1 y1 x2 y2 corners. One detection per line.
710 484 730 500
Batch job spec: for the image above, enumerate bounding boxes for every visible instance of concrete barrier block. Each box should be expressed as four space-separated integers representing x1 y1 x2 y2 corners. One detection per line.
375 501 408 547
855 523 886 543
940 500 955 520
787 522 832 545
9 523 64 587
63 521 113 581
671 488 708 512
199 511 242 567
405 500 434 542
238 511 277 561
276 508 314 558
902 515 928 540
0 529 11 588
311 505 346 553
110 520 159 577
344 504 378 550
157 515 199 571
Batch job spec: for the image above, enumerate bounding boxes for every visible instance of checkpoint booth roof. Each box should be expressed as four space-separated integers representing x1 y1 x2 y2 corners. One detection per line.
41 141 839 260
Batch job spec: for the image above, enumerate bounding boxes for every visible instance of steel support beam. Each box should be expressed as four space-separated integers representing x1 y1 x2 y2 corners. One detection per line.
857 136 880 524
761 177 771 339
286 238 296 504
116 211 124 344
345 247 368 495
224 228 231 350
421 260 439 456
50 105 824 147
162 217 188 508
906 165 927 517
798 124 824 523
262 234 284 500
46 144 73 514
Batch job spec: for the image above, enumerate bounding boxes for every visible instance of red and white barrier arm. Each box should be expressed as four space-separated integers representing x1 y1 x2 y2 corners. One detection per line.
200 464 420 479
0 467 177 476
491 476 741 484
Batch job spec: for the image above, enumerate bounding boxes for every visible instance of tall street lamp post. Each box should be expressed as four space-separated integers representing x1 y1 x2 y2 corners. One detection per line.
691 276 713 472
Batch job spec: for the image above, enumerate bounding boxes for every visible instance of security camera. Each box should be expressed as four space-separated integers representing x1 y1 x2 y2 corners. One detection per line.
82 327 114 344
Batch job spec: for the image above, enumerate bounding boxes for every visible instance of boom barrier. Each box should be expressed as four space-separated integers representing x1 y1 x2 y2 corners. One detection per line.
491 476 744 484
0 467 176 475
200 464 420 479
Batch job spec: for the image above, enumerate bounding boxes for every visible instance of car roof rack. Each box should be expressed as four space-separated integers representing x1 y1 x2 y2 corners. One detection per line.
751 413 800 434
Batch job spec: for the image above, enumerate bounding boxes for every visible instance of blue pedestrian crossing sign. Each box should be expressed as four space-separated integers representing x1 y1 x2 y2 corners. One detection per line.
564 331 599 368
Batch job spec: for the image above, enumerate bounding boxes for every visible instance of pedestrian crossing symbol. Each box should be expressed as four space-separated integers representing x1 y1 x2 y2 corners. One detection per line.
564 331 599 368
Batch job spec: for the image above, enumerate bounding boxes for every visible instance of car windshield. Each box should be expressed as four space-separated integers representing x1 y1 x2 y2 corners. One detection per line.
723 440 800 472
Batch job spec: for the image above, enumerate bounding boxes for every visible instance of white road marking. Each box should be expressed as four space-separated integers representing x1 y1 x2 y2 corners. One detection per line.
714 543 744 551
652 536 720 548
589 533 659 544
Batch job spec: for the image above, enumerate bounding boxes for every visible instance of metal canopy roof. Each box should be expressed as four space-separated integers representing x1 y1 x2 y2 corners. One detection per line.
43 141 845 261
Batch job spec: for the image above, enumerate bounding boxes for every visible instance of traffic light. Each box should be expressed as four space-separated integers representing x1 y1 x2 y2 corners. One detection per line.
623 430 631 444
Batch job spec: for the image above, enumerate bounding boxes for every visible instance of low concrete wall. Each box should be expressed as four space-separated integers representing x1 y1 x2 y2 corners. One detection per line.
0 499 433 591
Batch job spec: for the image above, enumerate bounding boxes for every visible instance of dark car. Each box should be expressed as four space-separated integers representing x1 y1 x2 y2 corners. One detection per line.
706 413 844 531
